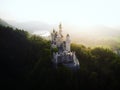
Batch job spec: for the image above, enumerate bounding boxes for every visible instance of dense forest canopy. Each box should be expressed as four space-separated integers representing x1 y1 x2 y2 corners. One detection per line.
0 25 120 90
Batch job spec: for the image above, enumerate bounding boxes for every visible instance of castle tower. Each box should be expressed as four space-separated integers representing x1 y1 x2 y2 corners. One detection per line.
66 34 71 51
59 23 62 36
51 29 55 42
56 33 62 47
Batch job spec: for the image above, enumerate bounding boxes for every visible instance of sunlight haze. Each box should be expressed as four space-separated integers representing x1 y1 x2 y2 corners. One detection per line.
0 0 120 27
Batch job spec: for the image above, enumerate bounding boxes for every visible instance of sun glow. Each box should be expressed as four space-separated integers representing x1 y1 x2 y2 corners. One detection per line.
0 0 120 27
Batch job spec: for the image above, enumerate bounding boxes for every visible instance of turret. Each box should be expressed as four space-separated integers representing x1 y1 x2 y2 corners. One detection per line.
59 23 62 36
66 34 71 51
51 29 55 42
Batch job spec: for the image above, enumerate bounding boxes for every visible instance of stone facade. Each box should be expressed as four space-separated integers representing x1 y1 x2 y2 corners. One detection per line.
51 24 80 69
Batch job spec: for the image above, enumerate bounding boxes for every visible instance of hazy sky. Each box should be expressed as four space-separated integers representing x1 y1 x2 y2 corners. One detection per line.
0 0 120 27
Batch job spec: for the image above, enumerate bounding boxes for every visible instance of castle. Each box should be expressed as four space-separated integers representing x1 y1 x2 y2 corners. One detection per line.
51 23 80 69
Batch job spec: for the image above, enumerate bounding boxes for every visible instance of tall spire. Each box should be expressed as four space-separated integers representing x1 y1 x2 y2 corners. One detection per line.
59 23 62 30
53 28 55 33
59 23 62 35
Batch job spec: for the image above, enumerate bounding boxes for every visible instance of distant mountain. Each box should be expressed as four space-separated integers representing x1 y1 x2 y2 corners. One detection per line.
6 20 52 33
0 18 52 36
64 26 120 48
0 18 11 27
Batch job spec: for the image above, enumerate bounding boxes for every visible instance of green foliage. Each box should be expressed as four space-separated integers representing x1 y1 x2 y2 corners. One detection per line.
71 43 120 90
52 47 58 52
1 25 120 90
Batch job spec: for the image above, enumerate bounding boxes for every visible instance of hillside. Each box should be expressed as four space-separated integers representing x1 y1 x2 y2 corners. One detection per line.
65 26 120 48
1 25 120 90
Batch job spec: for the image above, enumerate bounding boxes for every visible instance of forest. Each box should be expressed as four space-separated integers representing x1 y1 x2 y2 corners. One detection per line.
0 25 120 90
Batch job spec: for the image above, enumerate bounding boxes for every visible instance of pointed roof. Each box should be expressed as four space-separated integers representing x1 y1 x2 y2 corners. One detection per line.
59 23 62 31
66 34 69 37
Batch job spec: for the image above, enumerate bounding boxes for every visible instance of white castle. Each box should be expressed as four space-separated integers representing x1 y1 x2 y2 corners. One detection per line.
51 23 80 69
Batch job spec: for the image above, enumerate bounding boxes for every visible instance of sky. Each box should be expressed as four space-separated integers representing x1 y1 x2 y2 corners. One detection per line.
0 0 120 27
